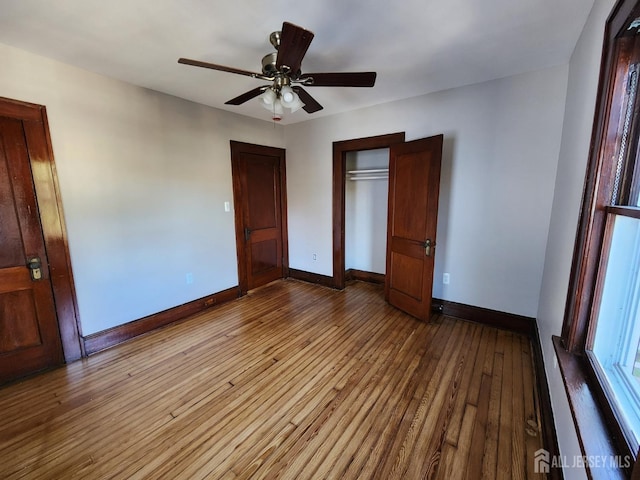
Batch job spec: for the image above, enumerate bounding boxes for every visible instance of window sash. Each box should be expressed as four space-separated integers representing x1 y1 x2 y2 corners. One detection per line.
588 211 640 451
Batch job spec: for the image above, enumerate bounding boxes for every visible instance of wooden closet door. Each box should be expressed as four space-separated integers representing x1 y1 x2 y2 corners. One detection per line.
385 135 443 321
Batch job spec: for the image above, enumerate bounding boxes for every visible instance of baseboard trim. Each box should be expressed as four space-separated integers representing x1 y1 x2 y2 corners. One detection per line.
83 286 240 355
534 332 563 480
288 268 335 288
345 269 385 285
432 297 535 337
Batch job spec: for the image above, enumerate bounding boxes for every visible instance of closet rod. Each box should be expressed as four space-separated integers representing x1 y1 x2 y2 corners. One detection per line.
348 175 388 181
346 168 389 175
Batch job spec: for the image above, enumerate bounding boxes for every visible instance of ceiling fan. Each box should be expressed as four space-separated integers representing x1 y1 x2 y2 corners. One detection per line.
178 22 377 120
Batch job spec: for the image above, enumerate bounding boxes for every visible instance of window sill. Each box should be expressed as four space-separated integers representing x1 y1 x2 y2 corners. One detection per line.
553 335 629 479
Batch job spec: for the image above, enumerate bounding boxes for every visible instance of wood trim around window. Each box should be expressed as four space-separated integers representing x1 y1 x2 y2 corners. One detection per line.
607 205 640 218
562 31 639 353
558 0 640 477
553 337 629 480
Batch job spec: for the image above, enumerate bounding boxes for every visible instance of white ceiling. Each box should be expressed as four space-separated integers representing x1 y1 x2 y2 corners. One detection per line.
0 0 594 125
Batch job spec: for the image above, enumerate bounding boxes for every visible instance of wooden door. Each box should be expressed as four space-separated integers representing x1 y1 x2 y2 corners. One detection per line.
0 116 64 382
231 141 288 293
385 135 443 321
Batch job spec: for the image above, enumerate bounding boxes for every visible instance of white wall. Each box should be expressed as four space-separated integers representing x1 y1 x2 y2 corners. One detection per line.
345 149 389 274
286 65 568 318
0 42 284 335
536 0 616 478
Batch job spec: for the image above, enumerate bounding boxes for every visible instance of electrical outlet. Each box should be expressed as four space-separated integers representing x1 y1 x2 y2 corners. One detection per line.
313 253 317 261
186 272 193 285
443 273 450 285
224 201 231 212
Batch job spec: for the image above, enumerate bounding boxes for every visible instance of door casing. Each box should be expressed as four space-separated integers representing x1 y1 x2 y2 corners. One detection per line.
332 132 406 289
0 96 83 362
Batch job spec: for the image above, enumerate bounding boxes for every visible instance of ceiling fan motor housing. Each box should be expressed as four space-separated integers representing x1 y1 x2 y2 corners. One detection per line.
261 52 278 76
269 31 281 49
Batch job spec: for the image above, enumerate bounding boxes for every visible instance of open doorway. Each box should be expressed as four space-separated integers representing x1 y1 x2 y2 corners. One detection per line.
333 132 443 321
332 132 405 289
345 148 390 285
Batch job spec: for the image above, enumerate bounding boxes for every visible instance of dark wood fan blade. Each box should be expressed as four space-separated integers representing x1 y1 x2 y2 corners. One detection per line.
275 22 314 74
292 86 323 113
178 58 264 78
225 86 269 105
298 72 377 87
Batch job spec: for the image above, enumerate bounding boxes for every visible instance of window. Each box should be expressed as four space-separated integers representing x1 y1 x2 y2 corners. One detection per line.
561 0 640 476
592 213 640 449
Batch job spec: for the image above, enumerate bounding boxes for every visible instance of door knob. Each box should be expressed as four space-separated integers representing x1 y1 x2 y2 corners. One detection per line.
27 256 42 280
424 239 435 257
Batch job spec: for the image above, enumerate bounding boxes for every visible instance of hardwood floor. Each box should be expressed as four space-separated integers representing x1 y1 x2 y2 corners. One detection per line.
0 280 546 479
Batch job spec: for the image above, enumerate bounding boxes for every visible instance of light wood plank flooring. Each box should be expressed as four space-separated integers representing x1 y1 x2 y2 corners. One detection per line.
0 280 546 479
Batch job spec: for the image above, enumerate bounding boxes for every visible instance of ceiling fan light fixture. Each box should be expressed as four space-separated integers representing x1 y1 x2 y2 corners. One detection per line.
280 85 295 105
259 86 304 118
287 95 305 113
260 87 277 106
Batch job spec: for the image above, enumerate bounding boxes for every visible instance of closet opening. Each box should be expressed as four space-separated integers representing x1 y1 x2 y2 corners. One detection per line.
344 148 389 286
332 132 406 289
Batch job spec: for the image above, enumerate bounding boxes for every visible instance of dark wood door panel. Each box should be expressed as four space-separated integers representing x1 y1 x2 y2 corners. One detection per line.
249 239 281 288
241 151 282 289
389 252 424 301
249 227 278 243
0 266 32 293
0 150 25 267
390 236 424 258
0 290 43 352
391 152 431 239
251 239 278 273
2 120 49 257
245 154 279 230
